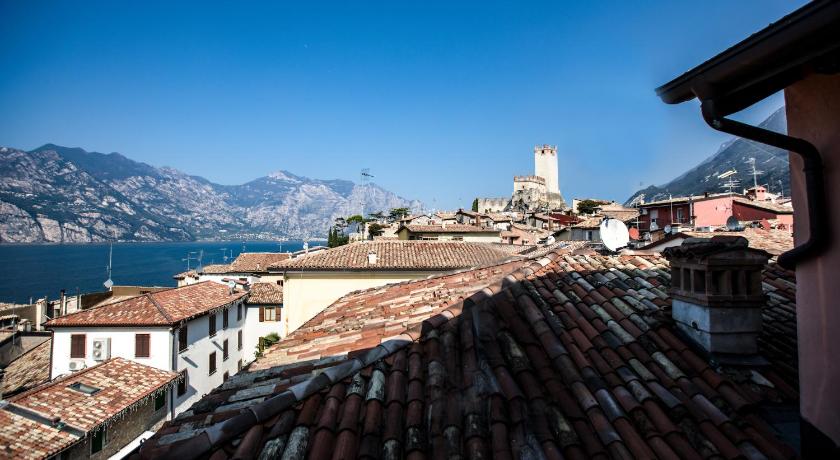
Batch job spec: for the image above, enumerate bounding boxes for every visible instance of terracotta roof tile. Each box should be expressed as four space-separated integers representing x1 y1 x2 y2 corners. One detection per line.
1 358 177 459
228 252 291 272
138 251 798 460
400 224 500 234
246 282 283 305
270 240 515 271
0 338 51 397
45 281 246 327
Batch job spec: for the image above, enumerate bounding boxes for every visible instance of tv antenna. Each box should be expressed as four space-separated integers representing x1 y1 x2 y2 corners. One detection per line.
746 157 763 188
182 251 199 271
361 168 374 185
720 176 740 194
220 247 233 262
103 242 114 290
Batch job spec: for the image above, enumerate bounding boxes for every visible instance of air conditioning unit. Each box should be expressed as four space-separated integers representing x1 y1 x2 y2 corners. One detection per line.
69 359 87 371
92 338 111 361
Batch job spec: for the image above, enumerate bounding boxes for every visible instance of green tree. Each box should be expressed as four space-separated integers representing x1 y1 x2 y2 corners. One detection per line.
577 199 601 215
388 207 409 222
472 198 479 212
368 223 386 238
346 214 365 224
368 211 385 221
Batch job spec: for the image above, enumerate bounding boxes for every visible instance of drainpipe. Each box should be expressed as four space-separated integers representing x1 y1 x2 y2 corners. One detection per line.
700 99 829 269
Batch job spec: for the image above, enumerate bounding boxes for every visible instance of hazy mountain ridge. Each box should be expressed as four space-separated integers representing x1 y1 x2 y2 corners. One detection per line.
0 144 422 243
625 107 790 205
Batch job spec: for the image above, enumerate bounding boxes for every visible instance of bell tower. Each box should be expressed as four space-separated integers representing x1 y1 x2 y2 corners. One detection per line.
534 144 559 196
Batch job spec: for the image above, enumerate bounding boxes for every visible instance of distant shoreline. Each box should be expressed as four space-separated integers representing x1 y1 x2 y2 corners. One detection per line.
0 238 328 247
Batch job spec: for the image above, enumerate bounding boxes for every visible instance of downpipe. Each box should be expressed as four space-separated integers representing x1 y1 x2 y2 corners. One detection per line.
700 99 830 269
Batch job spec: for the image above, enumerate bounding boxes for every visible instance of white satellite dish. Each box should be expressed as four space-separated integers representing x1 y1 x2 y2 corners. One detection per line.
545 235 556 245
103 278 113 289
600 218 630 252
650 221 659 231
664 225 672 234
725 215 742 231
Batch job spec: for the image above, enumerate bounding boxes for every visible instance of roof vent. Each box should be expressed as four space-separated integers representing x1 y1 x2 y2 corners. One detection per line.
367 251 377 265
663 236 770 357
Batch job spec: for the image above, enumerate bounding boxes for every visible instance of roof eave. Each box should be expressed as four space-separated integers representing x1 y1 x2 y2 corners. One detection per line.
655 0 840 114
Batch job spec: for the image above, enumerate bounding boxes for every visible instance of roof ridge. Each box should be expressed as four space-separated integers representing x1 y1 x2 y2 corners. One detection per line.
146 252 560 458
146 292 175 324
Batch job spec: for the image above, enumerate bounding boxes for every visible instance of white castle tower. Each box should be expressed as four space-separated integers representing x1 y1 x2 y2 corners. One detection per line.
534 144 560 195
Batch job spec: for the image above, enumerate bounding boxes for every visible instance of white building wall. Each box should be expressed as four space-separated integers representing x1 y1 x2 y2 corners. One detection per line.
242 304 284 363
174 301 246 414
51 327 171 379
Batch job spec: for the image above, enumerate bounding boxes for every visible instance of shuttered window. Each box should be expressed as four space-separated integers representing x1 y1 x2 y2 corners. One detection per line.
135 334 151 358
177 370 188 396
223 308 229 329
259 305 264 322
261 306 277 322
70 334 86 358
209 314 217 337
178 326 188 352
223 339 229 361
237 304 242 321
238 330 243 350
209 352 217 375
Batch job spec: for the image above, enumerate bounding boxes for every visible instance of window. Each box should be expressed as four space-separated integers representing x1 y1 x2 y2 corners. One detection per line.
209 313 217 337
237 304 242 321
237 359 243 371
177 370 188 397
91 427 107 454
585 230 594 241
223 339 229 361
70 334 86 358
238 330 243 350
135 334 151 358
676 208 685 223
223 308 229 329
223 371 230 382
209 352 217 375
68 382 101 395
178 326 188 352
154 390 166 411
260 306 277 322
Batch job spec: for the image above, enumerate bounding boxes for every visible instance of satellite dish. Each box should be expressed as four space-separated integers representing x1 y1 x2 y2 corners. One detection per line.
600 218 630 251
664 225 672 234
103 278 113 289
545 235 556 245
725 216 741 231
650 221 659 231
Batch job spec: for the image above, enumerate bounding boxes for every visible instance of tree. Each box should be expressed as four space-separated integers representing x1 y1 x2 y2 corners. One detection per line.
367 223 386 238
346 214 365 224
577 199 601 215
368 211 385 221
388 207 409 222
472 198 479 212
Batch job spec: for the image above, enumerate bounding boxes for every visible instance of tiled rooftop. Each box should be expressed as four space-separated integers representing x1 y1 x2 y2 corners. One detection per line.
1 358 177 459
0 338 51 397
642 228 794 256
229 253 292 273
733 197 794 214
247 282 284 305
400 224 500 234
138 250 798 460
270 241 515 271
45 281 246 327
251 259 530 371
202 264 232 274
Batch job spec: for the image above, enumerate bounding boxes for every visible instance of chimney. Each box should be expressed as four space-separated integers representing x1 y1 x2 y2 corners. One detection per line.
59 289 66 316
663 236 770 357
367 251 377 265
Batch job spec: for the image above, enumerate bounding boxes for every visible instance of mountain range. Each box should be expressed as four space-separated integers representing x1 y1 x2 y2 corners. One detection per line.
625 107 790 205
0 144 422 243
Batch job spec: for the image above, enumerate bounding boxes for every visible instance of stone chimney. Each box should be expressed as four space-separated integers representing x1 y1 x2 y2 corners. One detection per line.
746 185 767 201
663 236 770 356
367 251 377 265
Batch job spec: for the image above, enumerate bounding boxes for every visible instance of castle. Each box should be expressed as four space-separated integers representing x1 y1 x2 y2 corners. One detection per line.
477 144 567 213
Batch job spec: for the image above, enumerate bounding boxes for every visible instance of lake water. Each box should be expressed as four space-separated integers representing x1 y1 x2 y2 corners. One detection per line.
0 241 310 304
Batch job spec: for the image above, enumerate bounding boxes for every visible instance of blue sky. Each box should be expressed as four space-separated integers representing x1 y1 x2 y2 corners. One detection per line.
0 1 800 210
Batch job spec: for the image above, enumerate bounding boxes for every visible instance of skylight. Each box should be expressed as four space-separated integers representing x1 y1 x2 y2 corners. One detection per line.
68 382 101 395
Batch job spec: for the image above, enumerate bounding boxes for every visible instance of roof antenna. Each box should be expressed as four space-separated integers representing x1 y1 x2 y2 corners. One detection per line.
103 242 114 290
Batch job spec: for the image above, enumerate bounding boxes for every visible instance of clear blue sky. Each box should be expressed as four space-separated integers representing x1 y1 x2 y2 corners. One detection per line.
0 1 801 210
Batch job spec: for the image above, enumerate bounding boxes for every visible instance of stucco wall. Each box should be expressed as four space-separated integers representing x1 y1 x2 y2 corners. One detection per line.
51 327 171 379
244 304 283 362
785 73 840 446
282 271 439 335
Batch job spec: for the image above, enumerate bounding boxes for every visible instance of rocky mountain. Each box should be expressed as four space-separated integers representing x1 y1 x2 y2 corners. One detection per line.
0 144 422 243
625 107 790 205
